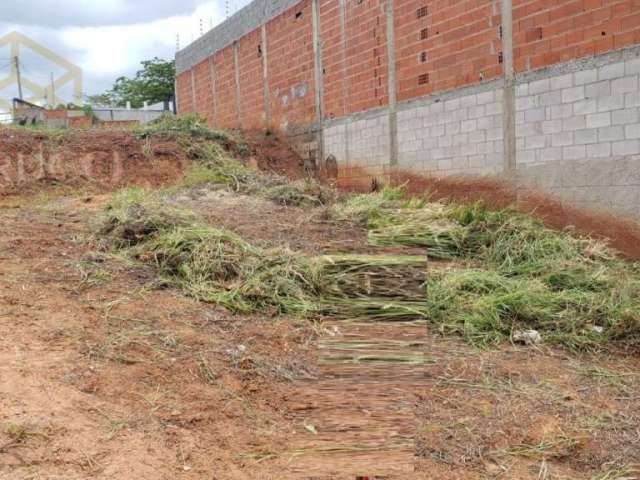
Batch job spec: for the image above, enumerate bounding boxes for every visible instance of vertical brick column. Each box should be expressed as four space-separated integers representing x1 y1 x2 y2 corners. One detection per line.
190 70 197 114
208 57 217 126
261 24 270 129
233 41 242 128
312 0 325 169
387 0 398 167
174 77 179 114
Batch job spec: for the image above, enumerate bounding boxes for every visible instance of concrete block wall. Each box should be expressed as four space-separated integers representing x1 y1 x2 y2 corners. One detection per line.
325 109 390 181
396 84 505 176
515 49 640 216
177 0 640 219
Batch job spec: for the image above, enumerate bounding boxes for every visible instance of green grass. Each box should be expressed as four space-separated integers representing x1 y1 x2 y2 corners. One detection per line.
95 185 640 350
331 191 640 349
261 182 333 207
96 188 195 249
93 122 640 352
135 113 250 154
176 132 331 207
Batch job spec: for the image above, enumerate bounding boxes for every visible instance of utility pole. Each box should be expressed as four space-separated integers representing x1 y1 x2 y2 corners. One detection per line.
14 56 23 101
50 72 55 107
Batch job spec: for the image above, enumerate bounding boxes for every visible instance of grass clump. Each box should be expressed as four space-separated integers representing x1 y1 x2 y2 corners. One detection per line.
261 181 334 207
415 209 640 350
329 186 412 225
95 192 321 315
334 193 640 350
424 269 616 347
136 113 250 155
319 254 427 300
369 218 467 259
181 139 332 207
182 141 264 191
96 188 194 249
140 226 320 314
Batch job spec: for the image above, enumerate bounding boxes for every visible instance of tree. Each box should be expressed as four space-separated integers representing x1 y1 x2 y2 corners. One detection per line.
86 93 112 107
93 58 175 108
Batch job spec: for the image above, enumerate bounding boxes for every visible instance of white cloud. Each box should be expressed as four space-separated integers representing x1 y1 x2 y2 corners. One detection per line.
0 0 213 28
0 0 255 107
62 1 222 77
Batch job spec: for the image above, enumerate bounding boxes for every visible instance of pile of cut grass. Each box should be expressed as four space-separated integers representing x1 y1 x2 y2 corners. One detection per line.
319 254 428 300
328 185 408 225
141 225 321 314
423 268 636 349
96 188 195 249
96 133 640 351
332 188 640 349
262 181 335 207
174 126 334 207
96 189 427 317
136 113 250 155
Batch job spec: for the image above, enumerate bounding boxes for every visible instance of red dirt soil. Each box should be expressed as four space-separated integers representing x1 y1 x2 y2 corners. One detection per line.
243 130 307 180
0 128 306 195
2 130 640 478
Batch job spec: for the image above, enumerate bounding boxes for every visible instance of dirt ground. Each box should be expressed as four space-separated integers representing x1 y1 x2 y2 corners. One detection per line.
1 129 640 479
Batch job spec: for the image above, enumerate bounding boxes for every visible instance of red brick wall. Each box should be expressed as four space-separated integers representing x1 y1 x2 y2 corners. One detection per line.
266 0 316 132
238 29 266 130
212 45 239 128
320 0 390 120
344 0 390 114
193 59 214 123
395 0 502 102
320 0 346 120
513 0 640 72
178 0 640 128
176 71 193 115
43 109 67 120
68 116 92 128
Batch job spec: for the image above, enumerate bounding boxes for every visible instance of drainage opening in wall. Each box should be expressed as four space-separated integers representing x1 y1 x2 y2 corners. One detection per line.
325 155 338 180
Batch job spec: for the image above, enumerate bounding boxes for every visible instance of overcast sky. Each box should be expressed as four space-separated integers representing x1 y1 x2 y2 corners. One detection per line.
0 0 251 107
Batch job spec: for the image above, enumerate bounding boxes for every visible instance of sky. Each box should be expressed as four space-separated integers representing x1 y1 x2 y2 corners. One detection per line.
0 0 251 108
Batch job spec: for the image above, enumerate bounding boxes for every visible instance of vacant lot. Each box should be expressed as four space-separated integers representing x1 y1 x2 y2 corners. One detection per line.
1 121 639 479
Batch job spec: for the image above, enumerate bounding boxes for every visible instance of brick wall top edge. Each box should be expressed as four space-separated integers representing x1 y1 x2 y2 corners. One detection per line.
175 0 304 73
514 44 640 85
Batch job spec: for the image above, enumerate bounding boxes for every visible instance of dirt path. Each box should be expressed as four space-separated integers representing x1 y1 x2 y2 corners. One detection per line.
1 192 640 479
282 321 428 477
